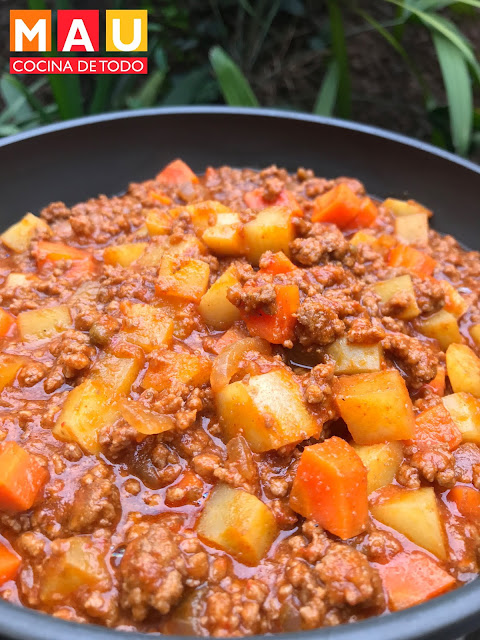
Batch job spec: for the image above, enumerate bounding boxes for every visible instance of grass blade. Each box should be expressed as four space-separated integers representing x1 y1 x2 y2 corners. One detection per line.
327 0 351 118
313 59 339 116
433 32 473 155
209 46 259 107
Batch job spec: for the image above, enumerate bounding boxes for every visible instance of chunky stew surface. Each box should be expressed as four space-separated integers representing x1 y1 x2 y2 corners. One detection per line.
1 160 480 635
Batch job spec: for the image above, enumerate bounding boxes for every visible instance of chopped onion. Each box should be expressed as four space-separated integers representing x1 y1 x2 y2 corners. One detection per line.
210 337 271 393
118 397 175 435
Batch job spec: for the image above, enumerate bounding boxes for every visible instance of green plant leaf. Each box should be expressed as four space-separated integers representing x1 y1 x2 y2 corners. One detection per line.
0 124 21 137
163 67 212 105
126 48 168 109
356 9 409 60
313 60 339 116
0 75 50 126
0 76 34 124
327 0 351 118
433 32 473 155
209 46 259 106
386 0 480 83
48 76 84 120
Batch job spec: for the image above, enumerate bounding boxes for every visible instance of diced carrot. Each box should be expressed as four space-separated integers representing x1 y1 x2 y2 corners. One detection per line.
311 184 363 228
380 551 455 611
0 309 15 339
421 366 446 397
242 284 299 345
243 188 300 213
408 403 462 452
35 242 95 279
448 486 480 522
289 436 368 539
388 245 436 277
344 197 378 231
0 543 20 586
156 159 198 185
36 241 90 264
259 251 296 275
149 190 172 205
0 442 48 512
213 326 247 354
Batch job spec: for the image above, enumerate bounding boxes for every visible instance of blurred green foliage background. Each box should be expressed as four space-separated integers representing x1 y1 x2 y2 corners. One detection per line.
0 0 479 158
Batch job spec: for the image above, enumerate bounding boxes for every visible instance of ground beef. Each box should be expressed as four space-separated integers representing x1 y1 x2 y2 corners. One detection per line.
407 447 456 487
413 276 445 314
317 544 384 608
213 436 259 494
44 330 96 393
303 362 335 405
3 161 480 636
67 466 121 533
346 316 385 344
289 223 350 266
296 295 345 346
120 524 189 621
382 332 438 389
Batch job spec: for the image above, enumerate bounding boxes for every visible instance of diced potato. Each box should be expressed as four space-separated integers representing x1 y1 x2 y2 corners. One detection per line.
202 213 245 256
443 392 480 445
142 350 211 393
350 231 378 247
418 310 462 350
197 484 278 565
244 206 295 265
470 324 480 347
371 275 420 320
1 213 50 253
181 200 232 234
326 337 383 374
352 442 403 494
394 213 428 246
4 273 34 289
17 305 72 341
135 241 170 267
103 243 147 267
0 355 27 392
157 257 210 303
53 380 119 454
216 369 319 452
145 210 173 236
119 301 174 352
370 486 447 560
90 354 142 395
383 198 431 218
199 266 241 330
39 537 109 603
446 343 480 398
440 280 469 318
333 370 415 444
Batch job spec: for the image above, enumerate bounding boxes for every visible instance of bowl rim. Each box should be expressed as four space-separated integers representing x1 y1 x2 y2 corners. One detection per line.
0 105 479 640
0 104 479 176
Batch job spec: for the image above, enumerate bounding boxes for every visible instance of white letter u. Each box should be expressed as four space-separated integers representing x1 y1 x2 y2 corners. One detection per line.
112 18 141 51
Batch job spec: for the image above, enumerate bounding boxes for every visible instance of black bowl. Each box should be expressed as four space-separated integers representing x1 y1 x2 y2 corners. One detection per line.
0 107 480 640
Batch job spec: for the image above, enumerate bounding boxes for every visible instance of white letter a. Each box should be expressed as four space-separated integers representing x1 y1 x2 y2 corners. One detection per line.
62 19 94 52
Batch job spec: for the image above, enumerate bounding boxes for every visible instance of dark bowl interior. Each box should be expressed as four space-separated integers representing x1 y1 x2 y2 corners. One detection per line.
0 107 480 640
